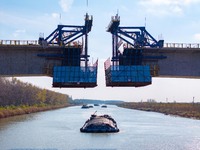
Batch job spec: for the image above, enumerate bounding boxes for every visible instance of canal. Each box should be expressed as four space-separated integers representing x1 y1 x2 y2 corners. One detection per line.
0 105 200 150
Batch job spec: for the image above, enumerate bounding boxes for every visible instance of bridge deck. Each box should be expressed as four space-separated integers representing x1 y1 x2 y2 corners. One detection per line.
0 44 200 79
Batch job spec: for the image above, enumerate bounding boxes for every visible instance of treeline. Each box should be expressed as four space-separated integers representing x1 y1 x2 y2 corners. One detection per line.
73 99 124 105
0 77 71 107
118 102 200 119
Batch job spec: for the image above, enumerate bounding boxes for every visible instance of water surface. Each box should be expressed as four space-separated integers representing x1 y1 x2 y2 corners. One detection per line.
0 105 200 150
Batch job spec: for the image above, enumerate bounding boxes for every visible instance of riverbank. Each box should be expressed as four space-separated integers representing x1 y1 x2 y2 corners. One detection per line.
0 104 73 119
118 102 200 120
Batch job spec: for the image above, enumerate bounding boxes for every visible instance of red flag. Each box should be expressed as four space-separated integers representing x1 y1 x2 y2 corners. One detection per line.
93 59 98 67
104 58 111 70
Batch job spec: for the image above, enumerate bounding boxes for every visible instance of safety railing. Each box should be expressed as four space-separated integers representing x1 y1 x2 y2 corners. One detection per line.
0 39 85 48
164 43 200 48
0 40 38 45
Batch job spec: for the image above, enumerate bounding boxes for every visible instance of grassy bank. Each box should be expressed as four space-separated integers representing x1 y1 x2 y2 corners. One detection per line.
0 104 73 119
118 102 200 119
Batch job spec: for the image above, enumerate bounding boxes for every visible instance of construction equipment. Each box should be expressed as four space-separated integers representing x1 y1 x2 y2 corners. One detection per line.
38 13 98 88
105 14 166 87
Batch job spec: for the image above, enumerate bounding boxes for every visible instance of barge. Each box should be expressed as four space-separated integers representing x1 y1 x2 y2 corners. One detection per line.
80 112 119 133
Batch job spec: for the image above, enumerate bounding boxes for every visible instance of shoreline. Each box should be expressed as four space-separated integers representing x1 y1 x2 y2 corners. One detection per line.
0 104 73 119
117 102 200 120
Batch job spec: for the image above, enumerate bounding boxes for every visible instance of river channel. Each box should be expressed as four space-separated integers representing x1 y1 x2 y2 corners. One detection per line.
0 105 200 150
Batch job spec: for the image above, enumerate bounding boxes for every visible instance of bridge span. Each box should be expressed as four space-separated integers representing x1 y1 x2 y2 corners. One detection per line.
1 14 200 88
0 42 200 78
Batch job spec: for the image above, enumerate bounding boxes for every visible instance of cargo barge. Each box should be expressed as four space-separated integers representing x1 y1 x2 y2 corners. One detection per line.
80 112 119 133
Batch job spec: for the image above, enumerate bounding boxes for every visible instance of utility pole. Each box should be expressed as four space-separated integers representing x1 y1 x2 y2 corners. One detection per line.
193 96 195 105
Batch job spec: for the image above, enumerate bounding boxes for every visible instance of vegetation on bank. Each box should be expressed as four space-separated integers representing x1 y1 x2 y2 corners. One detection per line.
0 104 72 118
118 102 200 119
0 77 73 118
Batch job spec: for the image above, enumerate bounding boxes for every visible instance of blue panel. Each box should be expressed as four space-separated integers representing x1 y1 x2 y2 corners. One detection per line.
54 67 58 72
132 76 136 82
131 66 136 70
53 66 97 84
132 70 137 76
106 65 152 84
137 76 143 82
127 71 131 76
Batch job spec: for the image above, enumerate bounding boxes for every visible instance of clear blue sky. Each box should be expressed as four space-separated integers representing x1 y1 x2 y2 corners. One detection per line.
1 0 200 102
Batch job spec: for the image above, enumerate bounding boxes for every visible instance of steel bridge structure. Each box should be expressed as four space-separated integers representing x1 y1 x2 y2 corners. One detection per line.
104 14 200 87
1 13 200 88
0 13 98 88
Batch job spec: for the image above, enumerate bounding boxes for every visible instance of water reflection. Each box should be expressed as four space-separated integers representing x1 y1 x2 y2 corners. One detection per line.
0 113 38 131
